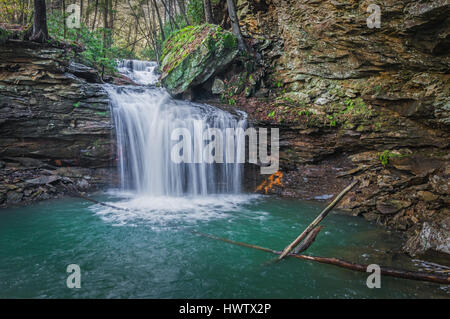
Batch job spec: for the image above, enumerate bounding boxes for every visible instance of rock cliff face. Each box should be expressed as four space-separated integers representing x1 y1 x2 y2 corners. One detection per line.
0 40 115 207
230 0 449 256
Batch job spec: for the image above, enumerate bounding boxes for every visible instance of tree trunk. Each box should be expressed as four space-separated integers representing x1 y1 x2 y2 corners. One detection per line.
161 0 177 31
85 0 90 25
91 0 98 30
62 0 66 38
103 0 109 48
192 231 450 286
203 0 213 24
152 0 165 41
80 0 84 24
108 0 115 44
30 0 49 43
226 0 246 52
177 0 190 25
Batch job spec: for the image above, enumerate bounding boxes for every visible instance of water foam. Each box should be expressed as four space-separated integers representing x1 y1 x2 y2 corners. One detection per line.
91 192 262 227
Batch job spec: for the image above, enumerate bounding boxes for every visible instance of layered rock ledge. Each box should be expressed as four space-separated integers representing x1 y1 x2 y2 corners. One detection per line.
0 40 115 207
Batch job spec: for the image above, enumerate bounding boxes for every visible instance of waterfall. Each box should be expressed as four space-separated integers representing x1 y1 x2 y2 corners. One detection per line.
116 60 159 85
106 60 247 197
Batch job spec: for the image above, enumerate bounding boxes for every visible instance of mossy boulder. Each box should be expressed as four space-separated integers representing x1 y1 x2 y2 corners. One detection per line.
160 24 239 96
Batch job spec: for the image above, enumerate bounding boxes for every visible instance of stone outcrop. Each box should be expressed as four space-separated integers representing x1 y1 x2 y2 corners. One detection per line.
0 40 115 207
225 0 450 257
160 24 239 97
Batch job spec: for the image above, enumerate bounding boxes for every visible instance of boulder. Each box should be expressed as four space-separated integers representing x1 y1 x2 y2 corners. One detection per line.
211 78 225 95
160 24 239 96
404 218 450 256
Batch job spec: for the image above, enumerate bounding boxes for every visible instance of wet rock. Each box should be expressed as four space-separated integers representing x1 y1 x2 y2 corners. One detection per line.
211 78 225 95
6 191 23 204
376 199 412 215
67 62 102 83
0 39 116 208
77 179 89 190
404 218 450 256
254 88 269 98
429 167 450 195
417 191 439 202
0 40 114 168
25 175 60 185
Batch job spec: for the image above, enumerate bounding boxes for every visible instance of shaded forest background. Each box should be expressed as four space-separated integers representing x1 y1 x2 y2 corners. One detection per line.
1 0 229 74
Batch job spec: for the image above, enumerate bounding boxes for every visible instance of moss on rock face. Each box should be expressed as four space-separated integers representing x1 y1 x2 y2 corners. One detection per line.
160 24 238 96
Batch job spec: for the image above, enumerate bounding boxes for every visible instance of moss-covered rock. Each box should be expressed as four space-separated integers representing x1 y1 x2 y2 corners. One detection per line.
160 24 239 96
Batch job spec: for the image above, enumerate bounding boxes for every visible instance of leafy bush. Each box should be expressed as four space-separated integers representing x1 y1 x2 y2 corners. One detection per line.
187 0 205 25
47 12 132 76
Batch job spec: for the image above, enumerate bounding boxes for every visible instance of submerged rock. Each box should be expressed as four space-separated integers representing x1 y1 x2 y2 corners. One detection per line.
160 24 239 96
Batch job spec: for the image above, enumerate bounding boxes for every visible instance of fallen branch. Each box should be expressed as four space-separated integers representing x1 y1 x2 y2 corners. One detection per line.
278 180 359 260
192 231 450 285
293 226 323 255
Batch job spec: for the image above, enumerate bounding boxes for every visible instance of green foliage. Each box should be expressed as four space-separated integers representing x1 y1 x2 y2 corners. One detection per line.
298 110 312 117
139 46 158 61
138 13 189 62
0 0 32 25
343 97 372 117
379 150 402 167
187 0 205 25
228 98 236 105
344 98 355 111
268 110 276 117
161 24 205 69
327 114 337 127
47 13 133 76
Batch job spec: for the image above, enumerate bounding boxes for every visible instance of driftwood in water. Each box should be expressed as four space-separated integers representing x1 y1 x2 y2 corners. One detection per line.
278 180 359 260
192 231 450 285
293 226 323 255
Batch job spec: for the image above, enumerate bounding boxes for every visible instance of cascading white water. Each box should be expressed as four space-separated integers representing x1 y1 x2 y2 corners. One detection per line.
116 60 159 85
106 60 247 197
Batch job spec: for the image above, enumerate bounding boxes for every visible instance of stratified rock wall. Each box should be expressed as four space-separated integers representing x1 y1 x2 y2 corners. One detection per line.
0 40 115 207
238 0 449 128
237 0 449 256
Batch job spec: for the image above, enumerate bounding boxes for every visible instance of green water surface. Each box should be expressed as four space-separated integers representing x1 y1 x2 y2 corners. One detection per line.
0 193 448 298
